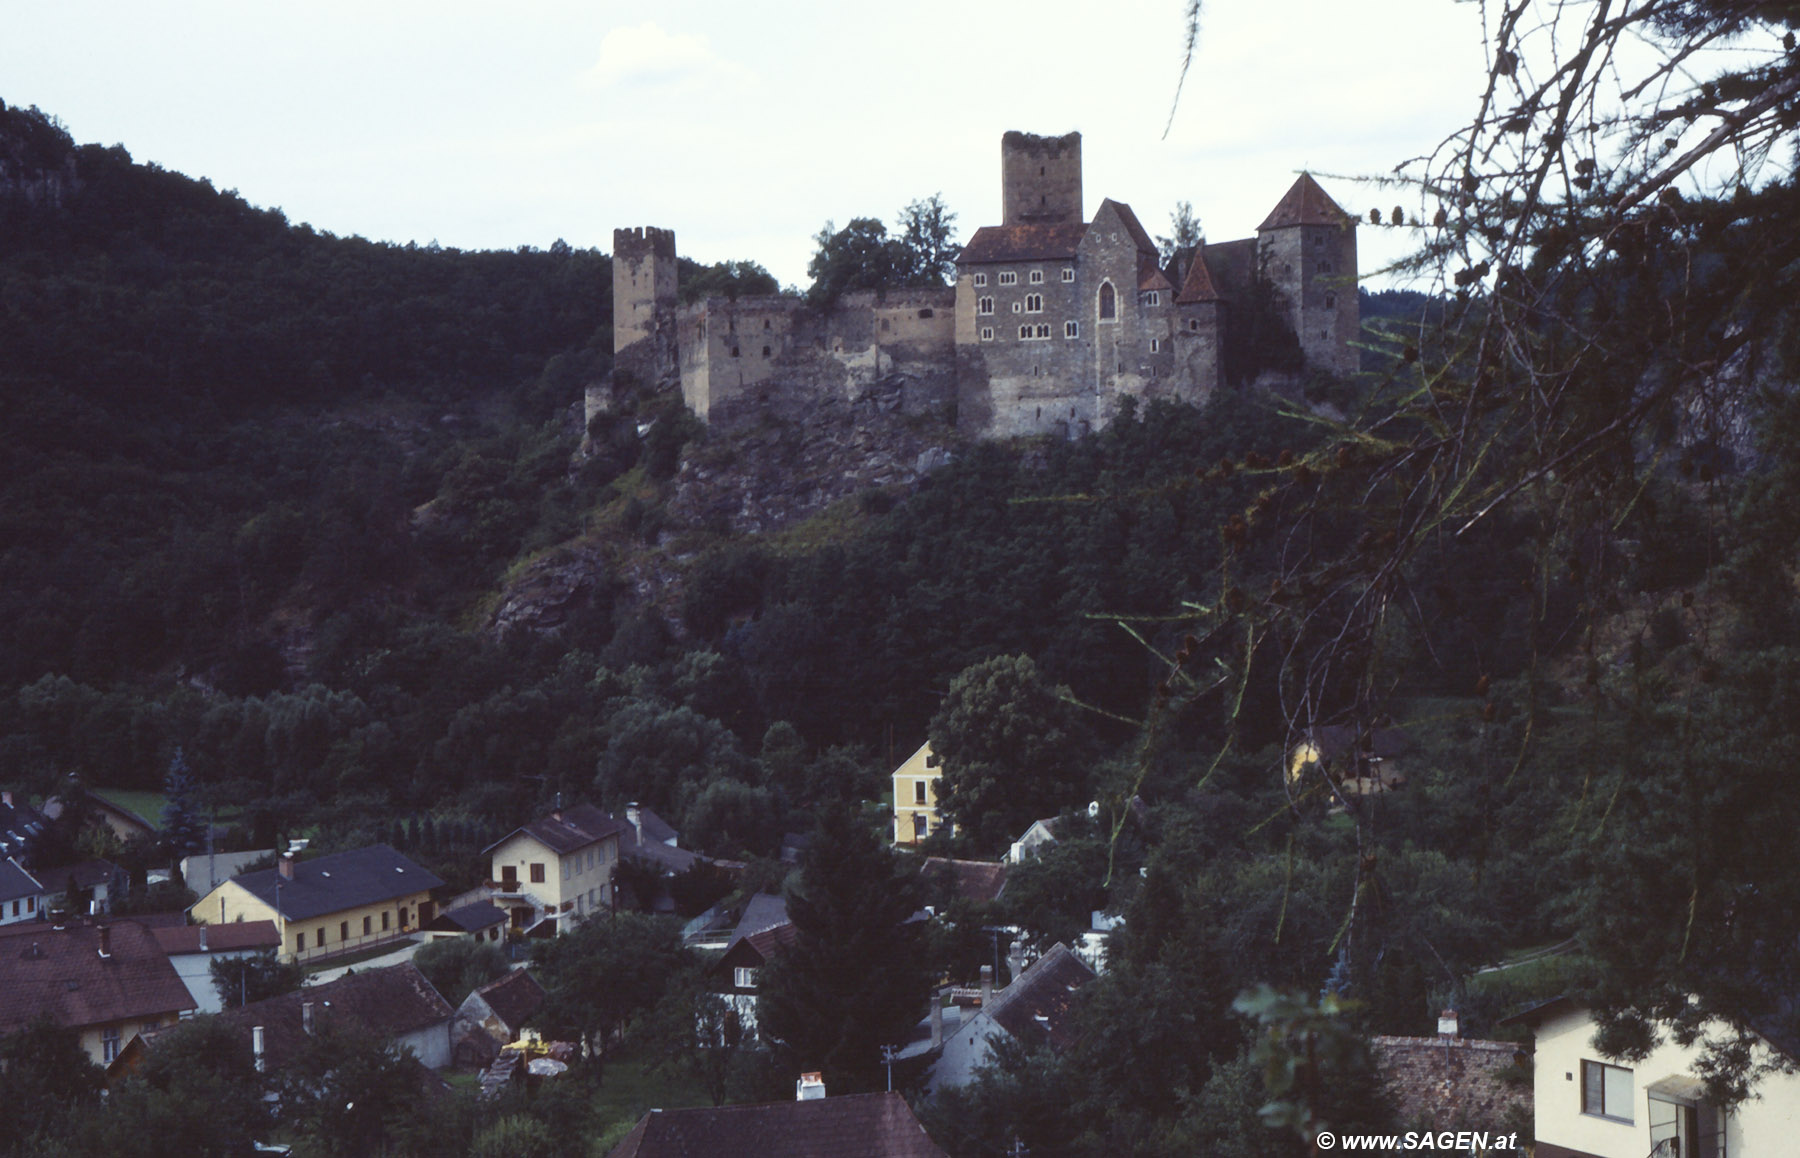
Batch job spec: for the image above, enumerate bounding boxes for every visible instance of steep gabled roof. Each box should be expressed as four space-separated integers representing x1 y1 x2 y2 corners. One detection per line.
0 921 196 1035
958 222 1089 265
486 804 628 858
921 858 1009 905
0 857 42 904
606 1091 948 1158
227 844 444 922
1097 198 1159 257
466 968 546 1031
1176 250 1224 304
985 943 1095 1053
1257 173 1355 231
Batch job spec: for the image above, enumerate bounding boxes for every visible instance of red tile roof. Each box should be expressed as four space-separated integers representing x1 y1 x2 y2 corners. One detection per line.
214 961 453 1070
0 921 196 1035
1176 251 1224 303
466 968 545 1032
606 1091 948 1158
1098 198 1159 257
920 858 1009 905
1257 173 1355 231
152 920 280 955
958 222 1089 265
985 943 1095 1053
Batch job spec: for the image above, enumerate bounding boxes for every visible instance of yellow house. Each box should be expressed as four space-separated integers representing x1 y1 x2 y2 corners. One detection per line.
190 844 443 964
892 741 950 845
483 803 625 935
0 920 196 1066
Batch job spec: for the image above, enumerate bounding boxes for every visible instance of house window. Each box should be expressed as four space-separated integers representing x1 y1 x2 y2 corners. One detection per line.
8 900 15 916
973 272 988 287
1099 282 1117 321
914 781 928 804
1061 268 1075 282
914 813 928 838
563 861 571 881
363 915 372 935
296 931 305 952
1065 321 1079 338
1582 1060 1634 1123
1189 318 1200 331
980 326 994 341
501 865 517 887
978 297 994 315
998 271 1018 286
1025 293 1043 313
102 1026 121 1063
530 863 546 884
316 926 325 946
1144 291 1161 306
26 896 34 912
382 910 391 930
735 967 758 989
340 921 349 942
1029 269 1044 284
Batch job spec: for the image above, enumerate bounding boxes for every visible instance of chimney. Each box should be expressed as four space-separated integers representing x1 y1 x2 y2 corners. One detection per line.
302 1001 315 1036
552 791 564 822
980 964 993 1006
97 924 111 959
627 802 643 846
1006 939 1026 983
930 998 944 1049
198 925 208 952
278 854 295 880
1 790 11 807
795 1072 826 1101
1438 1009 1459 1038
253 1025 266 1073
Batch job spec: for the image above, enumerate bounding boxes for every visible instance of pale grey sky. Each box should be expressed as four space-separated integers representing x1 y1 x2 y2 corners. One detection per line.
3 1 1486 287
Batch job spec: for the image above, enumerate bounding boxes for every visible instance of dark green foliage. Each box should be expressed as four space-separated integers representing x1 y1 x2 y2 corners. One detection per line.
159 748 205 860
531 912 688 1065
1000 832 1109 950
76 1016 272 1158
412 936 509 1008
272 1022 428 1158
0 1019 103 1155
756 807 932 1093
678 258 781 304
210 949 305 1009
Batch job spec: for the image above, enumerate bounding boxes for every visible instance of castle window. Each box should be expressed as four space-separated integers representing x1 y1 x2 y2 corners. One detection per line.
731 347 740 357
1320 261 1333 274
1098 282 1117 321
1324 291 1337 309
1065 321 1079 338
1036 323 1051 338
978 297 994 315
1029 269 1044 284
1189 318 1200 331
1012 302 1023 314
973 273 988 287
1150 338 1161 352
998 271 1018 286
1146 291 1161 306
1020 325 1032 339
881 318 890 332
762 346 771 357
980 326 994 341
1025 294 1043 313
1062 268 1075 282
919 308 934 318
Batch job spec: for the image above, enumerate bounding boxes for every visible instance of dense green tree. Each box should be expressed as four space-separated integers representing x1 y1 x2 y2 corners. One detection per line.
895 193 959 287
77 1016 272 1158
531 912 687 1072
928 655 1093 853
411 936 509 1008
756 806 932 1093
806 217 906 305
0 1019 103 1155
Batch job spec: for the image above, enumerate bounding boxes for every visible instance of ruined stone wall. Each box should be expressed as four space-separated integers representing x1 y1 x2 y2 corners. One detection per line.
613 226 678 378
680 289 957 427
1259 223 1359 376
1002 131 1083 226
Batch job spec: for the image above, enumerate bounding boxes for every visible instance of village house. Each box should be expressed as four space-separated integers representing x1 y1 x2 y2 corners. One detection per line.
217 960 457 1071
892 741 948 846
189 843 443 964
925 942 1096 1094
43 858 123 917
0 919 196 1065
149 918 282 1013
0 790 48 863
1506 998 1799 1158
0 856 44 925
711 893 797 1043
484 801 626 935
451 968 547 1068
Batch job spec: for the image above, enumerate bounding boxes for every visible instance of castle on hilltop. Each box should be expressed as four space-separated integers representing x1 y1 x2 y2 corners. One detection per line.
602 131 1358 441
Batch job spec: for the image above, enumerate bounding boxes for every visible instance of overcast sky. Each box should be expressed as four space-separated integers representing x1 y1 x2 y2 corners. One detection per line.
3 1 1487 288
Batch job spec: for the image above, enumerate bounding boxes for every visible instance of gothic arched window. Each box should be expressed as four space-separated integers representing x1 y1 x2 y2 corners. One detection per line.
1099 282 1117 321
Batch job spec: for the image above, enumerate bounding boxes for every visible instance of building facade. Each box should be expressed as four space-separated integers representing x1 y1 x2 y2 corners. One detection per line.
892 741 947 846
484 803 625 934
602 131 1358 442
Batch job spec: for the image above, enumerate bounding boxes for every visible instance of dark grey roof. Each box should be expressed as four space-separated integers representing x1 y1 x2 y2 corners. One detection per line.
726 894 790 952
466 969 545 1031
230 845 443 921
985 943 1095 1053
0 798 48 860
428 902 507 933
214 961 453 1069
484 804 627 857
0 857 43 905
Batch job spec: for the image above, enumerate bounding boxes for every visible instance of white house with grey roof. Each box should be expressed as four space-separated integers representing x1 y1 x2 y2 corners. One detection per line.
188 843 444 964
0 856 44 926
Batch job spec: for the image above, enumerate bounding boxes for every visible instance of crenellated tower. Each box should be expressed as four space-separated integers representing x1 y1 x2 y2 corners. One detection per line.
1001 131 1083 226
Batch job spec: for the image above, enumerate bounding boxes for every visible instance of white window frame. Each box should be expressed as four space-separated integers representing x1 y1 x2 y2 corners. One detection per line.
1035 323 1051 338
973 272 988 287
1025 293 1043 313
1061 268 1075 283
1029 269 1044 284
978 296 994 316
1065 321 1079 338
1019 325 1032 339
1144 290 1161 307
1012 302 1023 314
998 271 1018 286
735 967 758 989
980 326 994 341
1150 338 1161 352
1581 1060 1635 1124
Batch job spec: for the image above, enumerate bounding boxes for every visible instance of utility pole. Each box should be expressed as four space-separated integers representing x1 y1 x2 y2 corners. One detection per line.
880 1043 898 1092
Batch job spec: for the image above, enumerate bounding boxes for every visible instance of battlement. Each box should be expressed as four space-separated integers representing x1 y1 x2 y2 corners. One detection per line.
614 225 677 260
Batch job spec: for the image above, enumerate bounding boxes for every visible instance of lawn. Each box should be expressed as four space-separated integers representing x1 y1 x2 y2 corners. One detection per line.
91 788 166 825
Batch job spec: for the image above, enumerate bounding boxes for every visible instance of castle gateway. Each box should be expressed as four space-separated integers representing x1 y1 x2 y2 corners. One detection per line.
608 131 1358 441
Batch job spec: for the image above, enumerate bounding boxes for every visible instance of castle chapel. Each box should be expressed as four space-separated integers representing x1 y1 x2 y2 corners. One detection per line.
607 131 1358 441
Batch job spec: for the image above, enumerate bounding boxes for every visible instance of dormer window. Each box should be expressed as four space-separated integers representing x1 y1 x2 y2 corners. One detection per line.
1144 291 1161 307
